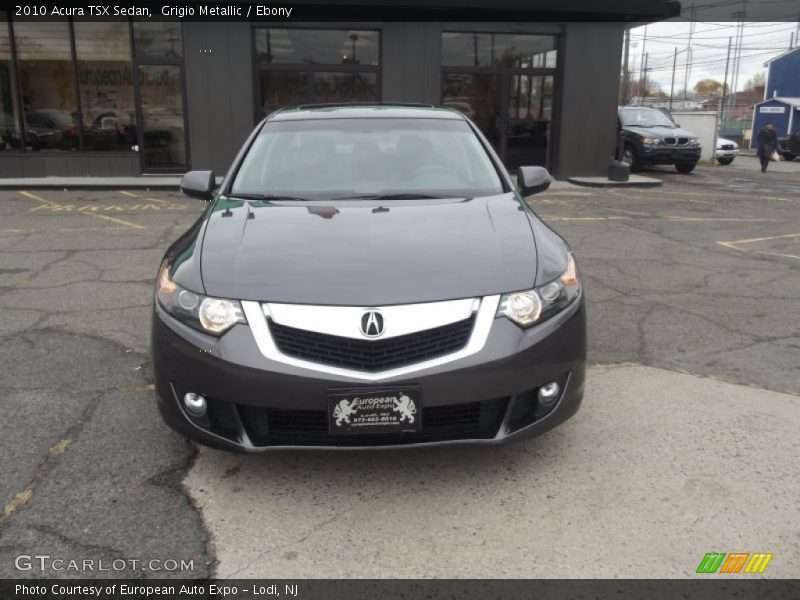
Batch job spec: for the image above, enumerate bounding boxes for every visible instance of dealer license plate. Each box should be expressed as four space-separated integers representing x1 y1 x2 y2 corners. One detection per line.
327 387 422 435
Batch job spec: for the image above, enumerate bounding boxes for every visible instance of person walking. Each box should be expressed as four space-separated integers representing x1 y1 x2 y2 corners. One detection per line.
757 122 779 173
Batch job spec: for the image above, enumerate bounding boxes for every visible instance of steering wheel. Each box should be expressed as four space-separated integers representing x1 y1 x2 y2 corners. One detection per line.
409 164 460 182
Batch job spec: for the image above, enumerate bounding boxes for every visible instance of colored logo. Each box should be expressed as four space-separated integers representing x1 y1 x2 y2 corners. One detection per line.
696 552 773 574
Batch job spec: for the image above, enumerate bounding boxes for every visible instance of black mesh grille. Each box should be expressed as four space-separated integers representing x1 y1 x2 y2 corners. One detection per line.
238 398 508 447
664 137 676 145
677 137 689 145
269 316 475 372
722 144 735 150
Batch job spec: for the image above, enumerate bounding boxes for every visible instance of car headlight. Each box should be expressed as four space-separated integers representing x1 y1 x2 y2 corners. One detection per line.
641 137 660 145
155 261 246 335
689 138 700 145
497 254 581 328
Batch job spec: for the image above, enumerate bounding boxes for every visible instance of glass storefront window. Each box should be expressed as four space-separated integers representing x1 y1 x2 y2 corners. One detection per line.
138 64 186 169
1 15 23 152
442 33 557 69
313 72 378 104
73 21 135 151
14 21 79 152
255 29 379 65
259 71 308 117
133 22 183 58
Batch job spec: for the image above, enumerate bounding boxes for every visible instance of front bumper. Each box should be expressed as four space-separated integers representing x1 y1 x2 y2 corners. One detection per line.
151 298 587 451
640 145 701 164
715 149 738 159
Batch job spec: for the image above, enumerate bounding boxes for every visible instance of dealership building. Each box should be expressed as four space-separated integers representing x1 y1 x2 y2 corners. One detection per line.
0 1 678 180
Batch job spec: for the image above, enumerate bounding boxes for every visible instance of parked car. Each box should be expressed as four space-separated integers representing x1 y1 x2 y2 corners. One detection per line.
152 104 586 451
778 128 800 161
715 137 739 165
617 106 701 173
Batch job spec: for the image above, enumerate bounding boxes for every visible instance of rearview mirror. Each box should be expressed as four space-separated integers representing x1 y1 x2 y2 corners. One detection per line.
517 166 551 196
180 170 215 201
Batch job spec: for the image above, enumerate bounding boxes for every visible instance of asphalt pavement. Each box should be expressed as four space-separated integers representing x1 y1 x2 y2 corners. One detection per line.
0 163 798 578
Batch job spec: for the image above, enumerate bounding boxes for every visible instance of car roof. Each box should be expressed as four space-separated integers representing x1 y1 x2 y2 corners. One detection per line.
268 104 465 121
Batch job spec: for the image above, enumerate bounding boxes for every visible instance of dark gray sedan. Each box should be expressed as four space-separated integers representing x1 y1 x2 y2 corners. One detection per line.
151 104 586 450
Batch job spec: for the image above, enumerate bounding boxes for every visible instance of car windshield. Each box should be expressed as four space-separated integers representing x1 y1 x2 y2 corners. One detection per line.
230 117 504 200
619 109 676 128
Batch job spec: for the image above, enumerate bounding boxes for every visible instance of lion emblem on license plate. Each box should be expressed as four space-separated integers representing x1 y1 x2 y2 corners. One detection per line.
392 393 417 424
333 399 357 426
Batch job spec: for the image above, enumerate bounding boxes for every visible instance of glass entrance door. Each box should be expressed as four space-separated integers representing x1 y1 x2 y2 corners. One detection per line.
505 74 553 170
442 73 504 159
441 32 558 169
135 64 187 171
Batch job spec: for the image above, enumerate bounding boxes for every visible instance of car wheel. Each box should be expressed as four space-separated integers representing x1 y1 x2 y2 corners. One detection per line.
675 162 697 173
622 145 640 171
717 157 734 165
782 153 796 162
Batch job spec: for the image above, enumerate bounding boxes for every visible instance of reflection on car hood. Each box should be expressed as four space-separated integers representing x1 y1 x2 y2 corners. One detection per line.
623 125 697 139
199 194 538 305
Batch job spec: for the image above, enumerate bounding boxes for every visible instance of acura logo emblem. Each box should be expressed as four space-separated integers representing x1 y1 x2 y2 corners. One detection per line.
360 310 384 338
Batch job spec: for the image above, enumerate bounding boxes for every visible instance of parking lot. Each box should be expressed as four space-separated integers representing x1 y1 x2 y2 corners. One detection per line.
1 162 798 579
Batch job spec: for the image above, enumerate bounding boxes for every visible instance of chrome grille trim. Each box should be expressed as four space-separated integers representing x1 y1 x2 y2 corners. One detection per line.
241 296 500 380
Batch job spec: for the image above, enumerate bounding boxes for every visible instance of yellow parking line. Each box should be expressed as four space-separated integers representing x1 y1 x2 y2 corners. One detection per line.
20 190 144 230
541 216 632 221
20 190 61 206
119 190 170 204
665 216 780 222
83 213 145 229
718 232 800 247
757 251 800 260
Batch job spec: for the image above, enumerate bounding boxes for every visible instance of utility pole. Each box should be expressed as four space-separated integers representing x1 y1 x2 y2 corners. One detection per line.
714 37 733 167
730 2 748 114
669 47 678 110
684 4 695 100
621 29 631 105
638 25 648 104
642 53 649 104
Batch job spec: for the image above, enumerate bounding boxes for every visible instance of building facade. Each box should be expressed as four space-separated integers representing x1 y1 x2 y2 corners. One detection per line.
750 47 800 148
0 3 678 180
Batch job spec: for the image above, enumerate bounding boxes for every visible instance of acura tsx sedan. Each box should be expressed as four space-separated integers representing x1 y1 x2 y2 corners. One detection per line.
152 104 586 451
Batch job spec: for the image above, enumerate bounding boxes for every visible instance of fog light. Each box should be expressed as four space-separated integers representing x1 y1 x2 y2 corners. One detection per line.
538 382 560 406
183 392 207 417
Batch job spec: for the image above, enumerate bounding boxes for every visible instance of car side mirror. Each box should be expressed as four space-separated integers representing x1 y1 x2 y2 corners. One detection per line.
517 166 551 196
180 170 215 201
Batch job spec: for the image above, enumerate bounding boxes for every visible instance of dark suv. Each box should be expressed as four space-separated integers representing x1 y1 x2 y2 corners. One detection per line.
778 128 800 161
617 106 702 173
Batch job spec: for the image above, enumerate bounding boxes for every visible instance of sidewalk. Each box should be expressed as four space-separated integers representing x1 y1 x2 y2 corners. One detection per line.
0 176 185 190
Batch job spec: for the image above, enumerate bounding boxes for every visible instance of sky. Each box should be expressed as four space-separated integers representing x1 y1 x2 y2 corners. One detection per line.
628 21 799 95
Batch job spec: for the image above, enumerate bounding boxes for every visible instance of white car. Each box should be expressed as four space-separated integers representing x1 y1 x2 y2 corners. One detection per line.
715 137 739 165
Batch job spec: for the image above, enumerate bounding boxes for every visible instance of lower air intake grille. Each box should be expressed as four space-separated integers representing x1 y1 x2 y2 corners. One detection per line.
238 398 508 447
269 315 475 372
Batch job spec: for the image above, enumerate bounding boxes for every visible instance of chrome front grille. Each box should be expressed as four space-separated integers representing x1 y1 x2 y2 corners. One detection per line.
268 315 475 372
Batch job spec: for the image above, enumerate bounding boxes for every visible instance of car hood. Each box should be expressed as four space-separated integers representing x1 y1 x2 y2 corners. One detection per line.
198 194 538 306
624 125 697 139
716 137 737 148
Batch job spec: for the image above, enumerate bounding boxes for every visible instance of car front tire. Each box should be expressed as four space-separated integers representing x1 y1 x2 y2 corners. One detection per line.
716 157 734 165
622 144 640 171
675 162 697 173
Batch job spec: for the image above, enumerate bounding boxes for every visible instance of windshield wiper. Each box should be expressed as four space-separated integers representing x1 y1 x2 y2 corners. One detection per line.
228 193 312 201
331 193 445 200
